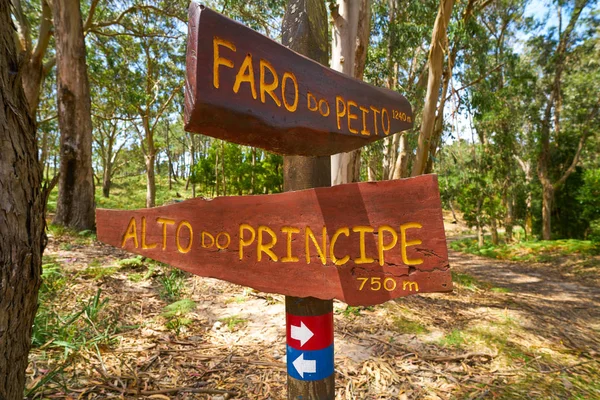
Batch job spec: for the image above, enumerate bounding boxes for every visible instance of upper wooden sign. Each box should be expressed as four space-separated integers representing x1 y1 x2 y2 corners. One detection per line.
184 4 413 156
96 175 451 306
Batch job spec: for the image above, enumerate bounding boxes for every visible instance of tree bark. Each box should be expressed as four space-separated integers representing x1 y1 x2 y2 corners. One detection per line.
102 160 112 198
330 0 370 185
541 183 554 241
0 1 46 396
52 0 96 230
411 0 455 177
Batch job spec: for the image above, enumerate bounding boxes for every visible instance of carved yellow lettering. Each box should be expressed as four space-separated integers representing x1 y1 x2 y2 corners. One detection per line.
347 100 359 134
382 108 390 135
403 281 419 292
359 106 370 136
370 106 381 135
378 225 398 266
239 223 256 260
401 222 423 265
141 216 157 249
233 54 257 99
319 99 330 117
257 226 278 262
202 231 215 248
213 37 236 89
282 72 298 112
157 218 175 250
259 59 281 106
307 92 318 111
281 226 300 262
176 221 193 254
336 96 346 130
305 226 327 265
121 217 139 248
352 226 375 264
216 232 230 249
330 227 350 266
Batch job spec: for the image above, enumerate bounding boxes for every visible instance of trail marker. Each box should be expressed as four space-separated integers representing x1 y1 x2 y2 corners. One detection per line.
95 4 451 399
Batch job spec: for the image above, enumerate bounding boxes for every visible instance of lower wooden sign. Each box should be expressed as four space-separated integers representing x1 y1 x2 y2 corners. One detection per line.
96 175 451 306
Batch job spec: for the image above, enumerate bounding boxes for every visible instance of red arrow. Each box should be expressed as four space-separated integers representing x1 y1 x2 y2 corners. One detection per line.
286 312 333 351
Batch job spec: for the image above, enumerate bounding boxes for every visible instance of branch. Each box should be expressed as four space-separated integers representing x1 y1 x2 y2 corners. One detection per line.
88 28 183 40
38 114 57 125
11 0 32 54
83 0 101 32
32 0 53 62
150 86 181 133
93 4 186 29
43 57 56 76
447 62 506 101
553 95 600 189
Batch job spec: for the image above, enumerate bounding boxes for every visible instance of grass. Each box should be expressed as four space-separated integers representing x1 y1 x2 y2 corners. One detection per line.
450 236 600 263
46 174 200 214
157 269 187 301
219 315 248 331
161 299 197 335
439 329 465 348
452 271 511 293
391 316 429 335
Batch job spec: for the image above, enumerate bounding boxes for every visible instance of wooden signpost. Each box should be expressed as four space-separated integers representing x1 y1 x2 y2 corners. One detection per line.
96 4 451 398
96 176 451 306
184 4 413 156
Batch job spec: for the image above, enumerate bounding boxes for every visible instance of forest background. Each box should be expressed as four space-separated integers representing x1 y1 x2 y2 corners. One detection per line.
16 0 599 244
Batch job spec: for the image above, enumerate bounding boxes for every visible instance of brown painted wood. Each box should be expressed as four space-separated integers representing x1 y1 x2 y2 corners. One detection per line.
96 175 451 306
184 3 414 156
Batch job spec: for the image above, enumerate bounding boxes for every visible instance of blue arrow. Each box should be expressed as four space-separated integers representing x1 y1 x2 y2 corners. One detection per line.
286 344 334 381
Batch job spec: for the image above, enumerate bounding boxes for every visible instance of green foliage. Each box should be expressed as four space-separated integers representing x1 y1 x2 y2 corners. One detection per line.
219 315 248 331
161 299 196 335
161 299 197 318
391 316 429 335
32 287 115 357
439 329 465 348
158 269 187 302
451 236 600 263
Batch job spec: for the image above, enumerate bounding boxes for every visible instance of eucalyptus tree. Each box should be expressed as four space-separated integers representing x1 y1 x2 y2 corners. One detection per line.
0 2 46 396
88 0 186 208
527 0 599 239
52 0 96 230
330 0 371 185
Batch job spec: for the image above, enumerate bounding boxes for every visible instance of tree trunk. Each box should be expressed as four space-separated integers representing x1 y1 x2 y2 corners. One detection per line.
490 218 499 245
52 0 96 230
0 2 46 396
145 153 156 208
542 183 554 241
504 194 514 243
330 0 370 185
392 134 410 179
411 0 455 177
167 119 172 190
102 161 112 198
477 221 484 248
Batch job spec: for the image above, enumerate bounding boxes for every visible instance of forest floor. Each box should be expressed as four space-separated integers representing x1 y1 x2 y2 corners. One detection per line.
26 218 600 399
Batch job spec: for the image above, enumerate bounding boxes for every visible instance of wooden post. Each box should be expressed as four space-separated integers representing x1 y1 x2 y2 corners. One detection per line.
282 1 334 398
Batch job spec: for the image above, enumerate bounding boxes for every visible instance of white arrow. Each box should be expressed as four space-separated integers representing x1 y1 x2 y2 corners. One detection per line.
292 353 317 378
291 321 314 347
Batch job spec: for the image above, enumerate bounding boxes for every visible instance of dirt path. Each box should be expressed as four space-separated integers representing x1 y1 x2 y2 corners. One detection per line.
26 235 600 399
448 248 600 357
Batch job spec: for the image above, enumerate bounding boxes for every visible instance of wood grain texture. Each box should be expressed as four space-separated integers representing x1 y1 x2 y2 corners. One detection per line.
184 3 413 156
96 175 451 306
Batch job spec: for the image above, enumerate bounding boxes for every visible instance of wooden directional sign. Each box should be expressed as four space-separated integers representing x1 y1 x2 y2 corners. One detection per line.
184 4 413 156
96 175 451 306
